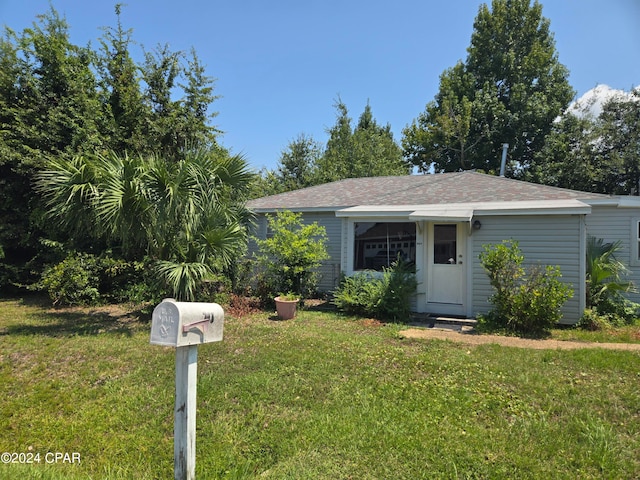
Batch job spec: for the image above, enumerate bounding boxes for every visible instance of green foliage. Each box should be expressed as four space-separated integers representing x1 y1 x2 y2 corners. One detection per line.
333 271 384 316
529 90 640 195
139 45 221 158
403 0 573 175
254 210 329 299
253 100 410 197
0 4 224 291
316 100 410 183
0 7 103 288
96 4 148 154
40 253 100 306
154 260 211 303
596 90 640 195
585 236 638 326
95 254 158 304
527 113 603 191
37 251 159 306
479 240 573 334
97 6 221 158
151 261 235 305
277 291 300 301
256 133 322 196
579 308 620 331
479 239 525 315
333 260 417 321
36 148 254 301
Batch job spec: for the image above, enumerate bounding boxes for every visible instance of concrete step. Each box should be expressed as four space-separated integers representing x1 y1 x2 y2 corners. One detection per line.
408 314 477 332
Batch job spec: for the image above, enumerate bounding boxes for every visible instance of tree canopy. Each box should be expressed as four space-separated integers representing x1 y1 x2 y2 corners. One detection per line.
403 0 574 175
0 5 226 290
254 99 410 197
528 90 640 195
36 148 253 300
316 99 410 182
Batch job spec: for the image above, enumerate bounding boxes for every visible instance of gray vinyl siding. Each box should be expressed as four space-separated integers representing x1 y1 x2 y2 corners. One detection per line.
246 215 267 257
471 215 583 324
249 212 343 293
300 212 343 292
585 206 640 304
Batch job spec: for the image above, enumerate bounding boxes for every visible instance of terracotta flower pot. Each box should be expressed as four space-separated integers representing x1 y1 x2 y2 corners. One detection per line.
274 296 299 320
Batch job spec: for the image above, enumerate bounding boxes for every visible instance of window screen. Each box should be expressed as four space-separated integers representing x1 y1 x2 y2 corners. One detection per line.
354 222 416 271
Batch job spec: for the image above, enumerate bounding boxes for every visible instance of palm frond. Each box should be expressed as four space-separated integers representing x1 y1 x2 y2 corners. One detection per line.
586 236 637 309
35 155 99 235
199 223 246 267
154 260 212 301
93 152 152 252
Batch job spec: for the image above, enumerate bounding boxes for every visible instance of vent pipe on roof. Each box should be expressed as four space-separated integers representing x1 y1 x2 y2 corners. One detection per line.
499 143 509 177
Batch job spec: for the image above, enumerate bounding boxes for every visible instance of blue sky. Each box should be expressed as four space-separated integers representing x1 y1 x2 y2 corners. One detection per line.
1 0 639 172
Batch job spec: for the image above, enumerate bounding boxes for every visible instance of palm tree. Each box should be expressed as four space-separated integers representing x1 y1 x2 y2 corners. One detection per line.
37 147 254 300
585 236 635 311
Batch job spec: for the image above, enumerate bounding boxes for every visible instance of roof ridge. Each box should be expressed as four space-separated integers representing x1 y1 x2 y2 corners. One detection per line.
375 171 466 203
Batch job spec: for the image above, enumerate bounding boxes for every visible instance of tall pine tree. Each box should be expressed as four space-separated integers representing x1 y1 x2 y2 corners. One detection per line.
97 3 149 154
0 7 102 286
315 99 408 183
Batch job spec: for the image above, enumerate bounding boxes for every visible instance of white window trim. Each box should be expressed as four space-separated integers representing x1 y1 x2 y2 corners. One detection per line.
631 217 640 267
346 218 417 275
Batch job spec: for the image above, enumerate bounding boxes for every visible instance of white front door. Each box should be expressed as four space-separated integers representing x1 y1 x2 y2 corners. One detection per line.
427 223 466 315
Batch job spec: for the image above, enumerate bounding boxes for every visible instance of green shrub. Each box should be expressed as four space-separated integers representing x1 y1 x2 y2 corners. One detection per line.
253 210 329 300
586 236 638 326
333 271 384 316
39 252 163 306
193 273 232 305
578 308 616 331
479 240 573 334
96 254 148 303
578 304 640 331
333 260 417 321
41 253 100 306
378 260 418 320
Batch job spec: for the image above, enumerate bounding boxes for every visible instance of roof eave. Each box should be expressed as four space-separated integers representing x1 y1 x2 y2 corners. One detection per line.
337 200 592 218
251 206 350 214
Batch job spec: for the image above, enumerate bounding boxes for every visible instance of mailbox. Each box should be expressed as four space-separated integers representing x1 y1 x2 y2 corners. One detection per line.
150 299 224 347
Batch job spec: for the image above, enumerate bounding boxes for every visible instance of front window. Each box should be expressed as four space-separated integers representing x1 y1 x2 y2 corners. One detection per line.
353 222 416 271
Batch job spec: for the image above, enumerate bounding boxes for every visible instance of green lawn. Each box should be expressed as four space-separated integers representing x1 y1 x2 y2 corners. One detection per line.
1 297 639 479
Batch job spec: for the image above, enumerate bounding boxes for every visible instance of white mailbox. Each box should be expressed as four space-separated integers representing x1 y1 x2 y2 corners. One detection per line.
150 299 224 347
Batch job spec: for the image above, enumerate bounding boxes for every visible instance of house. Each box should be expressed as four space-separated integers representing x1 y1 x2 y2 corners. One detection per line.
248 171 640 324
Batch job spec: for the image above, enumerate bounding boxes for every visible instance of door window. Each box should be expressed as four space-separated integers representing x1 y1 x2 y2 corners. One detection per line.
433 224 457 264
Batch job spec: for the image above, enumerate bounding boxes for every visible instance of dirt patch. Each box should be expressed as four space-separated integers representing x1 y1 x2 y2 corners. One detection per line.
360 318 384 328
399 327 640 351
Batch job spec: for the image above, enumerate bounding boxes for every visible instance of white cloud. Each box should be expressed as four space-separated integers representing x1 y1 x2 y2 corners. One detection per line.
566 84 639 119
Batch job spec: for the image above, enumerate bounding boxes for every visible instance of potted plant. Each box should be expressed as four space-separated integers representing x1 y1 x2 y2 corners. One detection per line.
274 292 299 320
254 211 329 308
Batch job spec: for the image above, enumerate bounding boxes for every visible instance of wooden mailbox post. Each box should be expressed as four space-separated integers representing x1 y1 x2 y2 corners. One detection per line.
150 299 224 480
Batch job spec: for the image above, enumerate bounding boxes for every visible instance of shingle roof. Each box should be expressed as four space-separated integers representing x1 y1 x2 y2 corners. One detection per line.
248 172 610 211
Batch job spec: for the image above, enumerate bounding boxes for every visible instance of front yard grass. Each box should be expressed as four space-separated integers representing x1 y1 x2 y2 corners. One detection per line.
1 297 639 479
